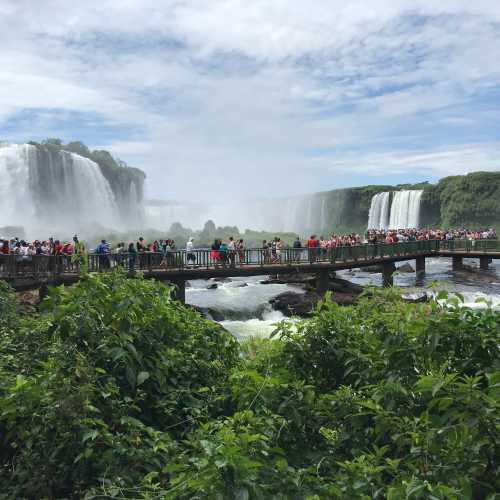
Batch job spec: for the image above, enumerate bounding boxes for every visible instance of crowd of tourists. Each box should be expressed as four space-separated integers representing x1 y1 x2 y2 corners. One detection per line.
366 228 497 244
0 227 497 272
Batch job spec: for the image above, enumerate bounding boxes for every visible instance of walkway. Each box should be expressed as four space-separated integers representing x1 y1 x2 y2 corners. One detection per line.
1 239 499 302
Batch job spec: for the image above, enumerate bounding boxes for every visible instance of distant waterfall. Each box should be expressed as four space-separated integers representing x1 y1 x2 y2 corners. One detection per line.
368 189 423 229
388 190 423 229
0 144 121 236
368 192 391 229
320 196 328 233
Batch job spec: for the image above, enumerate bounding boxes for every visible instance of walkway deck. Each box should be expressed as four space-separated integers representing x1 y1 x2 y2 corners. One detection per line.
1 239 499 300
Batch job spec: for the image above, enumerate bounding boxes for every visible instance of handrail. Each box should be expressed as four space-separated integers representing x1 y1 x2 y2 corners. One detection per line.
0 239 498 280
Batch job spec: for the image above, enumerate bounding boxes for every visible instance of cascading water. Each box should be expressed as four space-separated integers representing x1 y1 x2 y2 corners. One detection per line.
368 190 423 229
0 144 122 236
388 190 423 229
320 196 328 233
367 192 391 229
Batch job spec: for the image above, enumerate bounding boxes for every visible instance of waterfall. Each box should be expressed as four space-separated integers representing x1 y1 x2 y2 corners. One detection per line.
306 196 313 234
368 190 423 229
368 192 391 229
320 196 328 233
388 190 423 229
0 144 121 236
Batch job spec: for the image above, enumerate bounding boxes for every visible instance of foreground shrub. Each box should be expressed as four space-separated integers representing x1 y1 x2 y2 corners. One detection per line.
0 280 498 498
0 271 238 498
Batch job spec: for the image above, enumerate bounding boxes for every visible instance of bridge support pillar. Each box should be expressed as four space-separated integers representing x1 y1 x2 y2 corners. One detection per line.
316 270 330 295
479 256 490 270
415 256 426 277
452 256 463 271
382 263 395 288
170 279 186 303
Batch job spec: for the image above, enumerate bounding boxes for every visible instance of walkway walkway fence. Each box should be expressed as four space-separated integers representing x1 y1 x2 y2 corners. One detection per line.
0 239 499 280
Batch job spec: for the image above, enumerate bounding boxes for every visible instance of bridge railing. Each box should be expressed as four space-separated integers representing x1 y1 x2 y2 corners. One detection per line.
437 239 500 252
0 240 441 279
1 239 498 280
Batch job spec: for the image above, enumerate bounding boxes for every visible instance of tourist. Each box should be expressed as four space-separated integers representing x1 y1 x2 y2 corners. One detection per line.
319 236 328 260
307 235 319 263
276 238 284 263
211 239 220 267
236 238 245 266
128 243 137 271
186 237 196 267
1 239 9 254
228 236 236 268
96 239 110 270
219 239 228 268
261 240 269 264
293 236 302 262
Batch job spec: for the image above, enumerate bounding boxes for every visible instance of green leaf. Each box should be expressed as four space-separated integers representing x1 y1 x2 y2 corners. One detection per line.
137 371 150 386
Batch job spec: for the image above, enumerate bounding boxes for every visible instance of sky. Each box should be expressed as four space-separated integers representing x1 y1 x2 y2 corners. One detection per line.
1 0 500 201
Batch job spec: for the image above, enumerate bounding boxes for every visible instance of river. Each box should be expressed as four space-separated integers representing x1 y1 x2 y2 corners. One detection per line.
186 257 500 339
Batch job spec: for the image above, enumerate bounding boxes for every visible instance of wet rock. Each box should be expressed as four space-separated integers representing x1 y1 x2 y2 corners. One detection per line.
232 282 248 287
401 292 428 303
185 281 192 288
270 291 317 317
207 283 218 290
261 273 315 286
270 290 360 318
188 305 226 322
206 308 226 321
213 277 232 283
328 277 363 294
397 263 415 273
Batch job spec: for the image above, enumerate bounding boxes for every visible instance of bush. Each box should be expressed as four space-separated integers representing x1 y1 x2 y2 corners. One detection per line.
0 280 498 498
0 271 238 498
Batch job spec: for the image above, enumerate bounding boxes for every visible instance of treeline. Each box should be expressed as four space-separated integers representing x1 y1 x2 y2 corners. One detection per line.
101 219 300 248
422 171 500 229
0 272 498 498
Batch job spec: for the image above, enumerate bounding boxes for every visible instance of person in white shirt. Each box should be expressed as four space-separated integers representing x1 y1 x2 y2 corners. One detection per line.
186 238 196 267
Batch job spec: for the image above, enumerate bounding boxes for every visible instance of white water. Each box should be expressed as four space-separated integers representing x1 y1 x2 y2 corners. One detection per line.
320 196 328 233
0 144 122 237
186 258 500 340
388 190 423 229
367 192 391 229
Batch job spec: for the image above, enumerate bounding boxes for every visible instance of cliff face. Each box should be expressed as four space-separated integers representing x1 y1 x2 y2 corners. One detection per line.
306 172 499 234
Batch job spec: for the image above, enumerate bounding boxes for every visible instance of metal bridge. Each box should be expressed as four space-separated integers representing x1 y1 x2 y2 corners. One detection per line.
1 239 499 302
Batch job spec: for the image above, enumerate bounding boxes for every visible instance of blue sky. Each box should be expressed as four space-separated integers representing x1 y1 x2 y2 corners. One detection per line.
1 0 500 201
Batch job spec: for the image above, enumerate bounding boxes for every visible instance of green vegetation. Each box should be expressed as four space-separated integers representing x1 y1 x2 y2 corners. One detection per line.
99 219 300 248
0 274 499 499
425 172 500 230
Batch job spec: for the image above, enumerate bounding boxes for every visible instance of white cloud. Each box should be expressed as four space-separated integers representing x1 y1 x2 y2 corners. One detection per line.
0 0 499 201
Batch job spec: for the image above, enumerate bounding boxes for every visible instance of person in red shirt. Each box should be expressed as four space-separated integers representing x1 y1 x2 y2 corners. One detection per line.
0 239 9 254
307 235 319 263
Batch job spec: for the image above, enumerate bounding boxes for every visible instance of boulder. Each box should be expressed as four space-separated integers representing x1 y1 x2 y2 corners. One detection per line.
270 290 360 318
328 277 363 294
260 274 315 286
187 305 226 322
270 291 318 317
207 283 218 290
397 263 415 273
401 292 428 303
